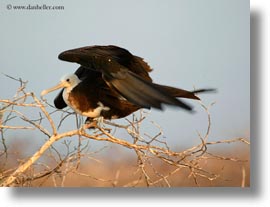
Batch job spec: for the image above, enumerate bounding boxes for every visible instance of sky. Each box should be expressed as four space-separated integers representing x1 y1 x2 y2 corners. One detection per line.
0 0 250 150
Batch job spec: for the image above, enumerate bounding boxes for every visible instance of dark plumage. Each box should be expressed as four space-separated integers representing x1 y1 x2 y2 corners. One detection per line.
41 45 214 121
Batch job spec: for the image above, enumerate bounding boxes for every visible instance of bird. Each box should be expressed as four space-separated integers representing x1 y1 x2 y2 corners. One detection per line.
41 45 214 125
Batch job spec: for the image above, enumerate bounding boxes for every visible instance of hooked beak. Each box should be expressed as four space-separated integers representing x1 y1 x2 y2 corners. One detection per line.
41 82 65 97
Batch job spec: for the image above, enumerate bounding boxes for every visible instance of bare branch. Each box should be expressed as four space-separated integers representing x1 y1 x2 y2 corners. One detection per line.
0 75 250 187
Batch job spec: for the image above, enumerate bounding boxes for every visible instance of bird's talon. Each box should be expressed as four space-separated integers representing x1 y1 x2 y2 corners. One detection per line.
84 119 98 129
93 116 105 128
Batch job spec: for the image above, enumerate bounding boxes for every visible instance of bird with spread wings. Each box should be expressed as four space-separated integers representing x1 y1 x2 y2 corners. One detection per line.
41 45 214 123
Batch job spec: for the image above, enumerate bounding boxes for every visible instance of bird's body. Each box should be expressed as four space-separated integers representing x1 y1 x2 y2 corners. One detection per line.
41 45 214 122
57 68 140 119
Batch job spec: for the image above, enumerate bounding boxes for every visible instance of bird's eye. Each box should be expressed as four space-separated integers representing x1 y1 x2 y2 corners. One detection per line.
66 78 70 82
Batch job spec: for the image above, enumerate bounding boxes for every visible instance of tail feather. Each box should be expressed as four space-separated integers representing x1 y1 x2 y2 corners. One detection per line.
155 84 215 100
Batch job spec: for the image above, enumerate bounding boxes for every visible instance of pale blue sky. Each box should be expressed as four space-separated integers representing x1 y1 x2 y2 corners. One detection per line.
0 0 249 149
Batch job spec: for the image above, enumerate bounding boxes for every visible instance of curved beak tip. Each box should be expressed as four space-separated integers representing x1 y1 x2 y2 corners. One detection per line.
40 82 64 98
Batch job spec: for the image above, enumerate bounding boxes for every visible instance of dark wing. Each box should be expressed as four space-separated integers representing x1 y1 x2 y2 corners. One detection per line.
54 89 66 109
58 45 152 81
101 62 193 110
58 45 193 111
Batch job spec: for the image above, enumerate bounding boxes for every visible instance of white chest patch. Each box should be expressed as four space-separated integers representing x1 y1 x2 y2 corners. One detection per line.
81 102 110 118
63 89 110 118
63 88 72 109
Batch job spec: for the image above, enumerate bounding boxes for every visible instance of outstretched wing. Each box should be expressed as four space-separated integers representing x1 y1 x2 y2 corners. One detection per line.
58 45 194 111
58 45 153 81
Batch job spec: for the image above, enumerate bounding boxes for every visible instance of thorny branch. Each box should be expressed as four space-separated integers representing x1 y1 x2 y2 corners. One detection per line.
0 76 250 187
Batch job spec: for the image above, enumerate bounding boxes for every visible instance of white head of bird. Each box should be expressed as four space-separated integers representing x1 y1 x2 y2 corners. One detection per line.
41 74 81 97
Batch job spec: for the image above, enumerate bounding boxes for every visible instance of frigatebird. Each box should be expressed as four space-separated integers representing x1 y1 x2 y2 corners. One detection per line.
41 45 213 123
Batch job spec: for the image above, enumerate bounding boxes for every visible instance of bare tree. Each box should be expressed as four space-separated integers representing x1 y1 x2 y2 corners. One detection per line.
0 75 250 187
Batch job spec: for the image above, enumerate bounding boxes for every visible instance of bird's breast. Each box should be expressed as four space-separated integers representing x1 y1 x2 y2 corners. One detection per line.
63 88 110 118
